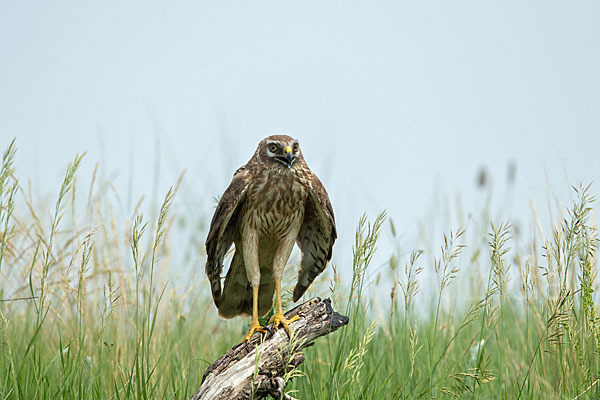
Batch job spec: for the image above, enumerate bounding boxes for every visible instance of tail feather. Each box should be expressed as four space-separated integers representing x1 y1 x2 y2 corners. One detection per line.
217 251 250 318
217 250 276 319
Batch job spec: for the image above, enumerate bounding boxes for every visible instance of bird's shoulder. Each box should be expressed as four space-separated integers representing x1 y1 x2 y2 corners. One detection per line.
205 164 252 247
300 167 334 219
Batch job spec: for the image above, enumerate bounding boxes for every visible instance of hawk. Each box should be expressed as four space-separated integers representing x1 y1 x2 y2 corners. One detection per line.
205 135 336 343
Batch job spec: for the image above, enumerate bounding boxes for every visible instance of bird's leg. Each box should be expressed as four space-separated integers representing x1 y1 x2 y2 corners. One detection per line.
269 278 300 337
269 235 300 338
240 227 267 344
240 285 267 343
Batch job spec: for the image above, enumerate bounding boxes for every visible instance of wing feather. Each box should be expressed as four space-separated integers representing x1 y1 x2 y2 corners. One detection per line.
293 174 337 301
205 167 249 306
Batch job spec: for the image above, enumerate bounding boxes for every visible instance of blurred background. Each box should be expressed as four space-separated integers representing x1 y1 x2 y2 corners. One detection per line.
1 1 599 291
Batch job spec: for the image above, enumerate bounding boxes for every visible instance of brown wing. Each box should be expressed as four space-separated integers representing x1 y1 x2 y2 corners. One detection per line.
205 166 250 306
293 174 337 301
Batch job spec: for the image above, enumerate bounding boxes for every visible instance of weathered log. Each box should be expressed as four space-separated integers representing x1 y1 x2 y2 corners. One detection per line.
190 297 349 400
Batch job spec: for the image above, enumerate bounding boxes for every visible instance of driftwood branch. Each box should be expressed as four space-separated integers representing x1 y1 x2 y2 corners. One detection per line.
190 297 349 400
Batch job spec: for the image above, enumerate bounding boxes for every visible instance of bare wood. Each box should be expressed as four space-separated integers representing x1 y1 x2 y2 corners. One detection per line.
190 297 349 400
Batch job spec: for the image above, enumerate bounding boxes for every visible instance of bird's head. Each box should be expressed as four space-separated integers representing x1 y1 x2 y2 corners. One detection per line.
258 135 302 169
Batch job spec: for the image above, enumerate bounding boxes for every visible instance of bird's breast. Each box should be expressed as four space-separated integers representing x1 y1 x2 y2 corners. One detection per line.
243 172 308 239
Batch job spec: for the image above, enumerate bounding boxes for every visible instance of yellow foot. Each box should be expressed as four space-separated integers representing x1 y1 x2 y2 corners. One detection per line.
240 320 268 343
269 313 300 338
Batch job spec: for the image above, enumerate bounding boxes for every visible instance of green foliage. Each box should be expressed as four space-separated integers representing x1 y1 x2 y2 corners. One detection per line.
1 140 600 399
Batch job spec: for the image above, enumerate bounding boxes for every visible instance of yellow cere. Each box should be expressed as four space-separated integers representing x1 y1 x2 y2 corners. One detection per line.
285 146 292 153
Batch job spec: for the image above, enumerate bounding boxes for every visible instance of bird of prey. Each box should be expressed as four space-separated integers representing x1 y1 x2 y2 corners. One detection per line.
205 135 336 343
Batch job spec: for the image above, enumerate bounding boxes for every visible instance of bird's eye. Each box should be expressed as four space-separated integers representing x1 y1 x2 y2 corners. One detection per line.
292 143 299 153
268 143 278 153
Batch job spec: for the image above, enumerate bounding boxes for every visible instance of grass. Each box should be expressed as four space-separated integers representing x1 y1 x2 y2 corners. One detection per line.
1 140 600 399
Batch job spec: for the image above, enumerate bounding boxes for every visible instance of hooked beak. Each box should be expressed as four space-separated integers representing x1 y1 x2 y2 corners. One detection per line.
276 146 295 168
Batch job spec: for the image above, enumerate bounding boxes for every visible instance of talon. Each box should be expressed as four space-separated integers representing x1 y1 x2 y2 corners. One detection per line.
261 323 274 336
244 339 250 353
269 313 300 338
241 320 268 344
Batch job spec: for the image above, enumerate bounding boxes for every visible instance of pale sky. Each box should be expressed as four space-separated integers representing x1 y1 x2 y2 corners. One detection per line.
1 1 599 290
